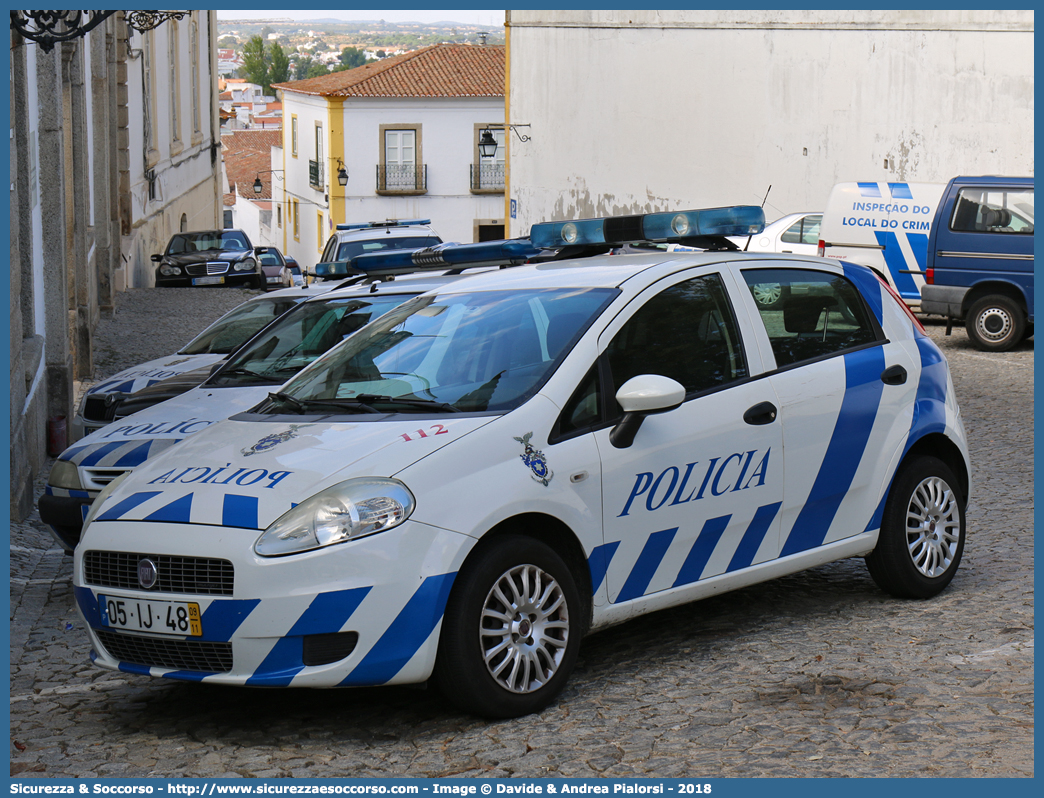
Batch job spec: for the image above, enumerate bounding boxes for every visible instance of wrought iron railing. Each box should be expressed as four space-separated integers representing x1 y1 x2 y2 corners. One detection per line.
377 164 426 192
471 163 506 191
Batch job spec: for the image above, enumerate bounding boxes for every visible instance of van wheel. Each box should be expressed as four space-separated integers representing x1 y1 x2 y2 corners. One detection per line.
865 455 965 599
966 295 1024 351
434 535 581 718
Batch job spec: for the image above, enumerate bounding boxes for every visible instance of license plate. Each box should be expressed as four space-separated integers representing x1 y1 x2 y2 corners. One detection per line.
266 276 281 283
99 594 202 637
192 275 225 286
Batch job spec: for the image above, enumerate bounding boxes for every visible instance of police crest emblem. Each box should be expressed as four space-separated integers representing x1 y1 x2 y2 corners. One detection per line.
514 431 553 486
241 424 309 457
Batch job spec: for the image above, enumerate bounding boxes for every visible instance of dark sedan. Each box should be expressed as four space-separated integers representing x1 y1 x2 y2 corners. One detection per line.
152 229 265 288
258 246 294 290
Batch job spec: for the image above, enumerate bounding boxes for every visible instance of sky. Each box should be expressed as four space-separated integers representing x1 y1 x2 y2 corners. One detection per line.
216 9 505 26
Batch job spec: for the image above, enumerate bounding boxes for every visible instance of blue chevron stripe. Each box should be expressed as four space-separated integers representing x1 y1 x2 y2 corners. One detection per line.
96 491 163 521
222 494 259 529
781 347 886 556
728 502 782 572
674 515 731 586
340 572 457 686
247 587 372 686
615 527 677 603
587 541 620 595
144 494 193 523
113 440 156 468
874 231 919 300
79 441 130 467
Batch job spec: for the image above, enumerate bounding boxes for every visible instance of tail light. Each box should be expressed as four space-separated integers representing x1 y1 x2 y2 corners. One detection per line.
874 271 926 334
817 240 825 257
925 267 934 285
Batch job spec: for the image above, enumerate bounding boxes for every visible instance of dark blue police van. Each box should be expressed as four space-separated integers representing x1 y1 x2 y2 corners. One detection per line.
920 176 1034 351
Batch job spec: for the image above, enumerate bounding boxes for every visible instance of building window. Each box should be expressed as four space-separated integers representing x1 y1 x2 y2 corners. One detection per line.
378 125 425 193
223 209 233 229
169 22 181 145
292 200 300 239
276 205 282 228
310 124 324 189
291 116 298 157
317 212 324 251
189 15 200 136
143 32 157 163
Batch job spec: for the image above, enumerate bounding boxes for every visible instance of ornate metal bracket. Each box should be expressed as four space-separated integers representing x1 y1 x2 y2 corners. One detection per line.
10 10 189 52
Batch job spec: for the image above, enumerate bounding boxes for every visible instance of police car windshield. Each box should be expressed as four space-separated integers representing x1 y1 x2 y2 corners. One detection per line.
271 288 616 415
336 236 442 261
179 295 308 355
208 293 417 387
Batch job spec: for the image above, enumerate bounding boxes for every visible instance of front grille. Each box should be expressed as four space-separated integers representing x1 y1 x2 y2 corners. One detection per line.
82 395 119 422
96 629 233 673
81 467 128 491
185 262 229 277
84 551 235 596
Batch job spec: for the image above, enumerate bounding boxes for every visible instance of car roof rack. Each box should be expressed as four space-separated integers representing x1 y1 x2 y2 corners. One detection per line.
335 219 432 231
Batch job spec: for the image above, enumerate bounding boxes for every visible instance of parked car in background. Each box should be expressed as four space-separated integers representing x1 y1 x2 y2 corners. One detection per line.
920 175 1034 351
258 246 294 290
729 212 822 308
313 218 443 280
70 284 331 441
152 229 267 288
284 254 306 287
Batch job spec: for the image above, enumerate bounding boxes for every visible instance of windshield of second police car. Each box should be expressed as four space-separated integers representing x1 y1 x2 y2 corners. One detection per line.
271 288 616 414
208 293 416 386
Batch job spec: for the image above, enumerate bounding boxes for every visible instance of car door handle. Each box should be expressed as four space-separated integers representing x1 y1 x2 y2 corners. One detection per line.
743 401 778 425
881 365 908 385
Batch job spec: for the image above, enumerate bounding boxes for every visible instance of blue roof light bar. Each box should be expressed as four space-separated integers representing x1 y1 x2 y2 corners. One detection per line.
335 219 431 231
351 239 542 276
530 206 765 248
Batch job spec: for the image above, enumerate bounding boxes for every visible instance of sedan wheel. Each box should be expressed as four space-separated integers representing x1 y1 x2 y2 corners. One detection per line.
866 455 966 598
435 535 581 718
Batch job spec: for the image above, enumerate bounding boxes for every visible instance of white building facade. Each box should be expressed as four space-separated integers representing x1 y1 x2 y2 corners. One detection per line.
503 10 1034 234
9 11 222 518
273 44 506 271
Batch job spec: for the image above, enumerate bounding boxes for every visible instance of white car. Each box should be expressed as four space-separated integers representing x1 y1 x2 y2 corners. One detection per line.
72 284 331 441
73 206 970 719
312 218 443 281
729 212 822 309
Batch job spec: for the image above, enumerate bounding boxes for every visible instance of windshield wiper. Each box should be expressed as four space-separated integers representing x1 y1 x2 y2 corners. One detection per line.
355 394 463 413
267 391 307 413
296 398 382 414
220 366 279 382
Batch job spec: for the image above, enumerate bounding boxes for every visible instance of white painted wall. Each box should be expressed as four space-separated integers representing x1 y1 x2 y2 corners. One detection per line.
278 91 505 271
505 10 1034 235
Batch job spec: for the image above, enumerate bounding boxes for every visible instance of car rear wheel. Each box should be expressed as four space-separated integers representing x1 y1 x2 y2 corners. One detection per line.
434 534 581 718
965 294 1025 351
751 282 784 309
865 455 965 599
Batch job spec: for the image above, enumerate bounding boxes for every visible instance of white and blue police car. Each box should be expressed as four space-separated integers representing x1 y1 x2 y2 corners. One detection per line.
72 206 970 719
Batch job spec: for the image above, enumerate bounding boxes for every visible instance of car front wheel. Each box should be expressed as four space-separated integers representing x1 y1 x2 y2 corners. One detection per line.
434 534 581 718
865 455 966 599
965 294 1025 351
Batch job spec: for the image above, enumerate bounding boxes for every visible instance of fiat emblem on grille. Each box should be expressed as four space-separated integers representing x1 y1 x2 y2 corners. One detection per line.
137 558 158 589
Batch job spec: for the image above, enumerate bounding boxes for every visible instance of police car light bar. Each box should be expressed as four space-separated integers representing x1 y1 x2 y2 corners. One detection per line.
352 239 542 276
336 219 431 231
529 206 765 248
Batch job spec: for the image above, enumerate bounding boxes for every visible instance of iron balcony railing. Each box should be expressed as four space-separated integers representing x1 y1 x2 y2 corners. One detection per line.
471 163 506 191
308 159 323 189
377 164 426 192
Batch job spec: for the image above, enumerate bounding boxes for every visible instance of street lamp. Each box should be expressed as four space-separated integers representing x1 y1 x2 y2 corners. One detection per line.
478 128 499 159
336 159 349 187
253 169 283 194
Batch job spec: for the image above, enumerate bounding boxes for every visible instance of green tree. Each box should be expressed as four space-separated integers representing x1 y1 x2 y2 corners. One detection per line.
338 46 367 69
293 55 316 81
268 42 291 86
240 34 268 89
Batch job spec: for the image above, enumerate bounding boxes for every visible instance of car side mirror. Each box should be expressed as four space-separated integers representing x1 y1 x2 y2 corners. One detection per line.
254 246 270 255
609 375 685 449
150 254 162 262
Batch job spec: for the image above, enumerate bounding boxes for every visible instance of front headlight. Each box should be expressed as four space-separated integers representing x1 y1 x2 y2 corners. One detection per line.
254 478 416 557
49 459 83 490
234 257 257 273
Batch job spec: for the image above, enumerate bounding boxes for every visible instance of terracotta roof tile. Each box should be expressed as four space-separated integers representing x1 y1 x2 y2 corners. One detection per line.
273 44 504 98
221 130 284 199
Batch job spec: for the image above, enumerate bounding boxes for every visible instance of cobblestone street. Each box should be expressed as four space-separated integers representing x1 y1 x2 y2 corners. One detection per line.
9 288 1034 779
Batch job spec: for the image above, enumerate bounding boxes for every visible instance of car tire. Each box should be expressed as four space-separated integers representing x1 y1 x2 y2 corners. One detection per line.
434 534 582 718
865 455 966 599
965 294 1025 351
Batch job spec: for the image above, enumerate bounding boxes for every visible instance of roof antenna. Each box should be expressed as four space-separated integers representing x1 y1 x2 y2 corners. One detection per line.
745 184 771 251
